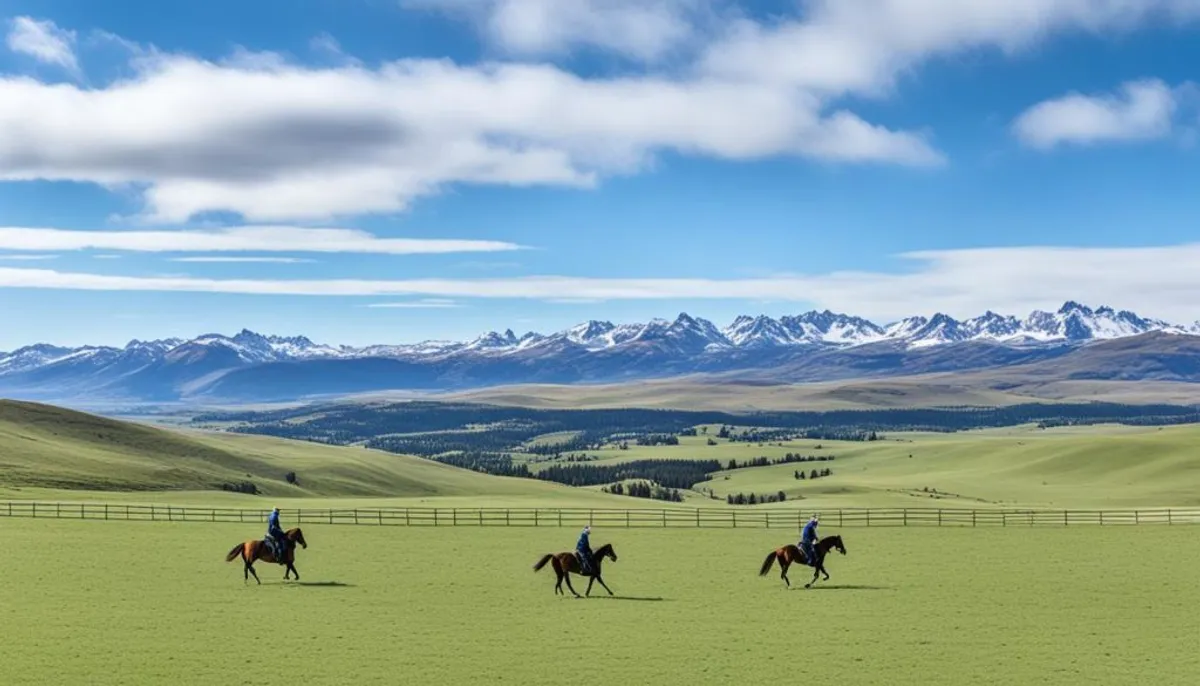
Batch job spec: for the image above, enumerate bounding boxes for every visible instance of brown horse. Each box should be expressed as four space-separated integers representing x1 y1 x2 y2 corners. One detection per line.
532 543 617 597
225 527 308 584
758 534 846 588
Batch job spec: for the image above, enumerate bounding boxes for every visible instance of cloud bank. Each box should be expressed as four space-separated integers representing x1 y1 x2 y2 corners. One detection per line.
9 3 1199 223
2 243 1199 322
0 226 521 254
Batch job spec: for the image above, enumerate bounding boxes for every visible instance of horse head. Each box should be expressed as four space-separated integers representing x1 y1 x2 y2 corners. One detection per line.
287 527 308 549
825 534 846 556
596 542 617 563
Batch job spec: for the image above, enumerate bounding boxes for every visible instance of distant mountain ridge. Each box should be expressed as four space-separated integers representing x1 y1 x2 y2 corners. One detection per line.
2 302 1199 403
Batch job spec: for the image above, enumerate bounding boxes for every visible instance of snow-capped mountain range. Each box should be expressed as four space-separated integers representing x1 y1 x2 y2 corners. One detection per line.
2 302 1198 404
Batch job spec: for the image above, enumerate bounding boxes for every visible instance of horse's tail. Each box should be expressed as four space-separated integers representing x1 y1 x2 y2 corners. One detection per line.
225 542 245 562
759 550 778 576
533 554 554 572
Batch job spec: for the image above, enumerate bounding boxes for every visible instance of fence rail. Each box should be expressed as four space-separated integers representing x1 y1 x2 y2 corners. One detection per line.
3 501 1199 528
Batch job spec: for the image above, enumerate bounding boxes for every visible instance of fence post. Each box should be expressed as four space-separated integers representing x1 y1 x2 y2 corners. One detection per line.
733 511 737 528
435 509 440 526
105 504 109 521
903 509 907 527
662 510 666 527
866 510 870 527
1099 511 1103 526
379 510 384 526
696 509 700 527
937 509 942 527
1064 510 1068 526
534 510 538 527
354 509 359 526
1135 510 1139 525
626 510 630 527
1168 509 1173 525
505 509 509 527
972 511 976 527
56 502 61 518
328 509 333 525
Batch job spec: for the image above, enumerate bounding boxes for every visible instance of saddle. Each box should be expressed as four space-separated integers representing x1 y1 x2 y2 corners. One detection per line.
575 550 593 573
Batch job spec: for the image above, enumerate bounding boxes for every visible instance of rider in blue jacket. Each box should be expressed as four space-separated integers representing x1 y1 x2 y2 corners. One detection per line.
576 525 594 574
799 514 819 566
266 507 286 562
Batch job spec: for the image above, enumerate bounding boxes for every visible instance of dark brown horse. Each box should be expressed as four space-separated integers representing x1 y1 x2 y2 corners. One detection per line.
758 534 846 588
532 543 617 597
225 527 308 584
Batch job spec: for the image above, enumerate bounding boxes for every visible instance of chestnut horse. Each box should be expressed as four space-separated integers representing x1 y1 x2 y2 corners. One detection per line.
225 527 308 584
758 534 846 588
532 542 617 597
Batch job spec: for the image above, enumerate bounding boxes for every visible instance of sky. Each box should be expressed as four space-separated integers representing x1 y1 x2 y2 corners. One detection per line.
2 0 1200 349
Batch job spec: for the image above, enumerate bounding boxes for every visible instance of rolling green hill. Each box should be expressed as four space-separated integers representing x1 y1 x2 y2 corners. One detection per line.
0 399 588 501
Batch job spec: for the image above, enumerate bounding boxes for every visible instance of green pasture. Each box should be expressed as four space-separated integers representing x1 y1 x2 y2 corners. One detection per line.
0 519 1196 685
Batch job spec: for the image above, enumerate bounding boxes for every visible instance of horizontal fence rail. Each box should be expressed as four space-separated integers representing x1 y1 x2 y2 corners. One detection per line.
2 502 1199 528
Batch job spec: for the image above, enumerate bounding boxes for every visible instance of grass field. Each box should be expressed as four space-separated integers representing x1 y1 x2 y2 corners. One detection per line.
5 399 1200 511
0 399 613 505
439 375 1200 411
1 519 1196 685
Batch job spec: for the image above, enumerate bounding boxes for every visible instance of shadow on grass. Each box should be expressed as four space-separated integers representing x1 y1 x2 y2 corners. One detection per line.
277 580 355 588
583 595 669 602
796 584 894 591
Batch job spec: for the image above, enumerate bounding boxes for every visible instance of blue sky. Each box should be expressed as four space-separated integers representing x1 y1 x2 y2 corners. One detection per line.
2 0 1200 348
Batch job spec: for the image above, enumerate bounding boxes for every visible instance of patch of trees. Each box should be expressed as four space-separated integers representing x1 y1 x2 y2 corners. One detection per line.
602 481 684 502
533 459 722 489
199 401 1200 454
635 434 680 446
726 491 790 505
284 471 298 485
422 451 533 478
726 453 835 470
795 468 833 480
220 481 259 494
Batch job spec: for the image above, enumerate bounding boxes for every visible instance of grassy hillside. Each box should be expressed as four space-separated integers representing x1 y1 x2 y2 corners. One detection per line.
439 375 1200 411
0 399 589 501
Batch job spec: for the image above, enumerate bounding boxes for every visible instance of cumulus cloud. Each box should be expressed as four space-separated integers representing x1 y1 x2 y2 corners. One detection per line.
366 298 464 308
0 226 521 254
3 3 1200 222
2 244 1200 322
701 1 1200 95
5 16 79 77
168 256 316 264
1013 78 1184 148
403 0 704 61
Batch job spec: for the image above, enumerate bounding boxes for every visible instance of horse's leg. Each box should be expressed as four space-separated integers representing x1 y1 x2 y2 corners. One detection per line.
563 572 581 598
586 575 595 597
594 574 614 596
247 562 261 585
289 562 299 580
780 560 790 588
806 560 821 588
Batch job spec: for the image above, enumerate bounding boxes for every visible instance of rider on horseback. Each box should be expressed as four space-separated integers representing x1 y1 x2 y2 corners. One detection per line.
799 514 819 567
576 525 594 574
266 507 287 563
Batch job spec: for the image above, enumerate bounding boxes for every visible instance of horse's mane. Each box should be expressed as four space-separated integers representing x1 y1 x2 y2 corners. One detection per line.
595 542 613 554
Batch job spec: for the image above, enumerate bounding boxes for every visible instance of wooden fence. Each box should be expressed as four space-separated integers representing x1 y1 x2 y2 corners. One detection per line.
2 502 1199 528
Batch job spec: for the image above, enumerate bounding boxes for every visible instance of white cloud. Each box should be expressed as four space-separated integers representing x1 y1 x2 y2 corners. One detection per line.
0 226 521 254
4 4 1200 222
698 0 1200 98
0 23 942 222
1013 79 1183 148
366 298 463 308
168 256 316 264
5 16 80 77
2 243 1199 322
0 253 57 260
403 0 703 62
